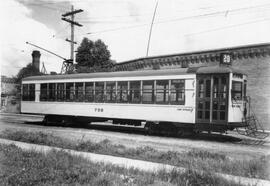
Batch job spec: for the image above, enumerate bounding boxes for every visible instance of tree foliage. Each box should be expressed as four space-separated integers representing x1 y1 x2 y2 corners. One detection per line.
15 63 43 83
75 38 113 73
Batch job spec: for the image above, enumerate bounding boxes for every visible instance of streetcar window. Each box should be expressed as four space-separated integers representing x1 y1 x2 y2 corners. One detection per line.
206 79 211 98
95 82 105 102
66 83 74 102
22 84 29 101
57 83 65 101
106 82 116 103
40 83 47 101
170 79 185 105
48 83 56 101
75 82 84 102
213 77 219 99
244 80 247 98
232 81 242 100
220 77 227 99
142 80 154 103
85 82 94 102
129 81 141 103
117 81 128 103
22 84 35 101
198 79 204 98
156 80 169 104
29 84 35 101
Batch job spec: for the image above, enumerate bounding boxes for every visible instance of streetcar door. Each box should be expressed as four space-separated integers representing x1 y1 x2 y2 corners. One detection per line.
196 75 228 124
211 75 228 124
196 76 211 123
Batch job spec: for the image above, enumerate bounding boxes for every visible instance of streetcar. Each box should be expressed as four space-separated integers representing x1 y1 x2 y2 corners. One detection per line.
21 63 248 134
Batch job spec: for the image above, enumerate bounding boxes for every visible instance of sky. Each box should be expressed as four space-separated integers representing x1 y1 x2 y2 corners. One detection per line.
1 0 270 76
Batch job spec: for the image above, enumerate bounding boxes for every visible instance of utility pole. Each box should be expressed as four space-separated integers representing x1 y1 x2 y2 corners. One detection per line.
61 5 83 73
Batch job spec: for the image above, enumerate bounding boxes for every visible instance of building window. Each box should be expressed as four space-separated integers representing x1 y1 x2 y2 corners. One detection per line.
106 82 116 102
57 83 65 101
66 83 74 102
142 80 154 103
170 79 185 105
85 82 94 102
48 83 56 101
95 82 104 102
232 81 242 100
156 80 169 104
129 81 141 103
75 82 84 102
40 83 47 101
117 81 128 103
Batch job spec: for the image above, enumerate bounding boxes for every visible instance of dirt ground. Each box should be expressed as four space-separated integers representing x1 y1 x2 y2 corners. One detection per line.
0 113 269 161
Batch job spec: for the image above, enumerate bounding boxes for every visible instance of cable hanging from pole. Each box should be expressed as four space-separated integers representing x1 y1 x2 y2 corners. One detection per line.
146 0 159 57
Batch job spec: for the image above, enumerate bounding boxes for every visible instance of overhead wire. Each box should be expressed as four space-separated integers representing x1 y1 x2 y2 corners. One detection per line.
185 17 270 36
76 4 270 36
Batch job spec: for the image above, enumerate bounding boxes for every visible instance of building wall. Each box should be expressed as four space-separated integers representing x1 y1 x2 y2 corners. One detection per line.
115 43 270 130
1 76 19 112
233 57 270 129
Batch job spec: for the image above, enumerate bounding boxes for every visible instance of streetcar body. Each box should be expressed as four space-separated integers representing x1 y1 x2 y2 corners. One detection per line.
21 66 247 133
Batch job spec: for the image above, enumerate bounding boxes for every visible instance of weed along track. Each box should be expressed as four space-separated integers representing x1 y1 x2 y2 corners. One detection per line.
1 142 260 186
1 113 269 147
0 129 269 181
0 114 269 184
0 113 269 160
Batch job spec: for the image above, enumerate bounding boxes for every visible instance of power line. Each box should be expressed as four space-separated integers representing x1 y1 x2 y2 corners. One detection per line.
185 17 270 36
82 15 269 38
79 4 270 36
76 3 270 22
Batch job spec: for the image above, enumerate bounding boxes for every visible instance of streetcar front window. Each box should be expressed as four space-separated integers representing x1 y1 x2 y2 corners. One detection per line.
232 81 242 100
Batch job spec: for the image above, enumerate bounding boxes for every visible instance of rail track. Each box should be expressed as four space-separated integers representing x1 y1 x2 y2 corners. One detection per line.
1 113 269 147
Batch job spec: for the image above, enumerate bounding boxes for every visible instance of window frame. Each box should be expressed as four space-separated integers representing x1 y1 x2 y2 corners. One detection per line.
170 79 185 105
142 80 155 104
231 81 243 100
95 82 105 102
156 80 169 104
129 81 141 103
117 81 128 103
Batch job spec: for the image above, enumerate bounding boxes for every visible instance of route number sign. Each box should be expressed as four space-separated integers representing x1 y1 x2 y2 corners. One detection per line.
220 53 232 65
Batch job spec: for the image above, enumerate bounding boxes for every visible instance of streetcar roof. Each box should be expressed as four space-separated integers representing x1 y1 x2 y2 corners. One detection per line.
23 68 192 81
196 66 246 75
22 66 245 81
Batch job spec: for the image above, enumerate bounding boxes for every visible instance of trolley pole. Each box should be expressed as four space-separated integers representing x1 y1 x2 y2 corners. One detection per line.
62 6 83 63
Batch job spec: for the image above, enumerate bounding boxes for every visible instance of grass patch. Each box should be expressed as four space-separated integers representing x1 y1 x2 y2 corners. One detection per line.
0 144 244 186
0 129 269 180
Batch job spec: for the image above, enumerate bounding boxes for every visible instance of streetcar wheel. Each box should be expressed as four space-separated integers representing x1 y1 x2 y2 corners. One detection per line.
42 116 49 126
177 130 183 137
144 122 154 135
